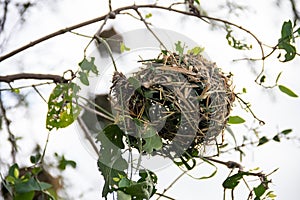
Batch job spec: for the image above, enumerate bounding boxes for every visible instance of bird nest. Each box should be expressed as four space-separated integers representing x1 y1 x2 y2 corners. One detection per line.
110 52 234 157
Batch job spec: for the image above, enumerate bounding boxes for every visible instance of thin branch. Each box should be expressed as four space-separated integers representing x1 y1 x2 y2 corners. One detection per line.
0 0 10 33
32 85 47 103
77 116 99 155
84 14 110 57
0 81 55 92
108 0 112 12
0 4 265 64
289 0 300 21
0 92 17 163
40 132 50 164
157 171 187 200
234 93 265 125
155 193 176 200
69 31 93 39
202 156 243 170
94 35 118 71
0 73 65 83
0 12 109 62
134 8 168 50
77 101 114 122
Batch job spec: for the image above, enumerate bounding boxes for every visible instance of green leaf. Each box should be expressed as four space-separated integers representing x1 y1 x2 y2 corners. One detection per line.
12 88 20 94
278 85 298 97
228 116 245 124
127 77 141 91
259 75 266 84
46 83 81 130
258 136 269 146
266 191 277 198
278 21 297 62
30 153 41 164
187 46 205 55
98 160 127 198
79 71 89 86
272 134 280 142
226 26 252 50
275 72 282 84
281 129 292 135
142 127 163 153
6 175 16 185
15 177 52 193
254 183 267 198
31 167 42 175
15 191 35 200
8 164 19 179
222 172 245 189
242 88 247 93
119 177 131 188
175 41 185 55
123 182 152 199
161 50 168 55
78 57 98 75
120 42 130 53
98 124 125 149
120 171 157 200
117 190 131 200
278 42 296 62
281 20 293 40
145 13 152 19
55 154 77 170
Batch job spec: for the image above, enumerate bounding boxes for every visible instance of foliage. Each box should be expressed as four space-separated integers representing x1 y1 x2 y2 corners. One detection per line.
1 151 76 200
46 82 81 130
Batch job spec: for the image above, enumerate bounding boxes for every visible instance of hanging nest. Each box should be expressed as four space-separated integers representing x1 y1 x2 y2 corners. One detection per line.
110 52 235 157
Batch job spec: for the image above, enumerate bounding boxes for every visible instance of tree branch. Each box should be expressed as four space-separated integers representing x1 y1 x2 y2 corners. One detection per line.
0 93 17 163
0 0 10 33
0 4 264 64
0 73 65 83
289 0 300 21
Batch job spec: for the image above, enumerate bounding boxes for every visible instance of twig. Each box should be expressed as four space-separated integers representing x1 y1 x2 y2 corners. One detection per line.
77 101 114 122
94 35 118 71
77 116 99 155
109 0 112 12
289 0 300 21
69 31 93 39
32 85 47 103
202 156 243 170
155 193 176 200
0 73 65 83
0 4 265 64
0 92 17 163
0 81 55 92
0 0 10 33
85 14 110 57
40 132 51 164
0 12 109 62
120 11 146 21
234 93 265 125
134 8 168 50
169 2 185 9
157 171 187 200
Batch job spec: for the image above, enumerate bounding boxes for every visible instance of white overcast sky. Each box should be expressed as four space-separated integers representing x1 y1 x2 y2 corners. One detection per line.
1 0 300 199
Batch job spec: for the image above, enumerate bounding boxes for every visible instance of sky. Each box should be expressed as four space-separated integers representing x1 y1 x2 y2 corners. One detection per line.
0 0 300 199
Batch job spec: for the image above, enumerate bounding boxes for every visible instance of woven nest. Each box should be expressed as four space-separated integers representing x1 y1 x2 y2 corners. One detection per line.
110 53 234 157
